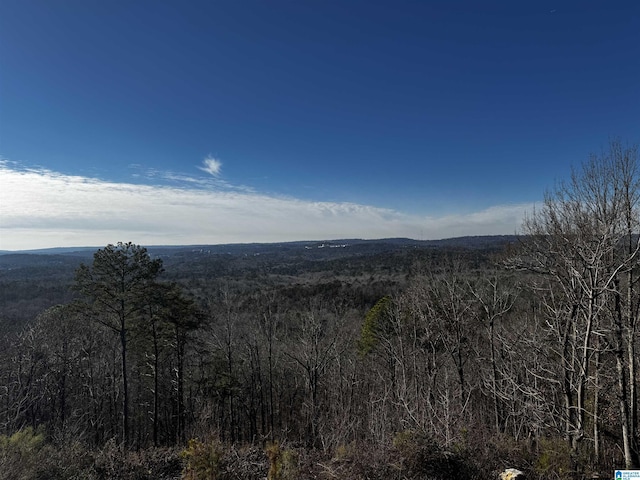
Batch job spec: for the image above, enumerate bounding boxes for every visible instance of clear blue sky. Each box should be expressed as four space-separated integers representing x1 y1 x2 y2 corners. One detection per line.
1 1 639 250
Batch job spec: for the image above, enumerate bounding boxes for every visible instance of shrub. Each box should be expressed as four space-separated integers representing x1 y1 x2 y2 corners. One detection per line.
181 438 227 480
181 438 267 480
0 427 48 480
534 437 572 479
266 441 299 480
391 429 473 479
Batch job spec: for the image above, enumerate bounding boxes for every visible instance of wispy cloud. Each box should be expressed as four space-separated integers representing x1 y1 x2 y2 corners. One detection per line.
128 162 254 193
198 156 222 177
0 160 531 251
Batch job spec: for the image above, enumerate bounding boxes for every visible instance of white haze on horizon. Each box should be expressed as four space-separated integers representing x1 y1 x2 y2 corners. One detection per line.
0 160 531 251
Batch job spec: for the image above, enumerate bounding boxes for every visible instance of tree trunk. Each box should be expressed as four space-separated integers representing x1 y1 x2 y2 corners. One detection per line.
152 318 159 446
490 317 501 434
616 283 636 468
120 318 129 447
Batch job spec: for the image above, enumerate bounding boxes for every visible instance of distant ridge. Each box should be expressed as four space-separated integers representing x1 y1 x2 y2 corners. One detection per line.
0 235 519 257
0 246 101 256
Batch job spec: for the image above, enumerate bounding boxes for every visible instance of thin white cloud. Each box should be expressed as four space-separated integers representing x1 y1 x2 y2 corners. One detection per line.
199 156 222 177
128 162 254 192
0 161 531 251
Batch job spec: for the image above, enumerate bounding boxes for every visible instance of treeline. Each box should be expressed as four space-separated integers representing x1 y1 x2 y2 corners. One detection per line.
1 140 639 479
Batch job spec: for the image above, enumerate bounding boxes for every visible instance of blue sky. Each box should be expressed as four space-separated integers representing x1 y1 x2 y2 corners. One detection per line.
1 0 639 250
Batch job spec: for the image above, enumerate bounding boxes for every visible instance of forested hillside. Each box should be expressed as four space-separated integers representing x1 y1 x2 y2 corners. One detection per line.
1 142 639 479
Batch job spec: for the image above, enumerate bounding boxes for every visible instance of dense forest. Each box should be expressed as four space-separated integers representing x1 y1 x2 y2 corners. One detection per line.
1 141 639 479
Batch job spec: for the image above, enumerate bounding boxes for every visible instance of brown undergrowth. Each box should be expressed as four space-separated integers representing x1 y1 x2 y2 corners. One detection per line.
0 426 609 480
